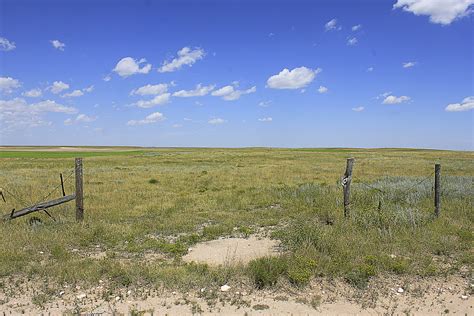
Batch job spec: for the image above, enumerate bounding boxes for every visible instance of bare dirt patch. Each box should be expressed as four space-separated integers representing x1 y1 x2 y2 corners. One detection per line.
182 237 281 266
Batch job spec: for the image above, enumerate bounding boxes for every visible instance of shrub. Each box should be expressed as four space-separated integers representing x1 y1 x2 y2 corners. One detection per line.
148 178 158 184
287 255 317 286
248 256 288 289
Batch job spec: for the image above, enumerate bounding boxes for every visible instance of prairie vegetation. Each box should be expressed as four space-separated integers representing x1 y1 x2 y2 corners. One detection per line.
0 147 472 309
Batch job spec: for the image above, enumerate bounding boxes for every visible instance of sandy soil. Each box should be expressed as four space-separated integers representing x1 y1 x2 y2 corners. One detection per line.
1 275 472 315
183 237 281 266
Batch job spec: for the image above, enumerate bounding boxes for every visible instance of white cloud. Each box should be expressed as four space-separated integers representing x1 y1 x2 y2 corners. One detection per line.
208 118 226 125
0 98 77 131
352 106 365 112
83 85 94 93
127 112 165 126
48 81 69 94
382 95 411 104
352 24 362 31
64 114 97 125
393 0 474 25
113 57 152 77
172 124 182 128
367 67 374 72
158 47 205 73
173 84 215 97
403 61 417 68
258 117 273 122
318 86 328 94
131 83 169 96
50 40 65 51
445 96 474 112
258 100 272 107
0 37 16 51
347 37 358 46
132 93 171 108
325 18 340 31
63 90 83 97
23 88 42 98
0 77 21 93
267 67 321 90
103 75 112 82
211 84 256 101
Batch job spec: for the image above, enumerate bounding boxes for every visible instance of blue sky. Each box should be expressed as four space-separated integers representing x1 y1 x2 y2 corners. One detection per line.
0 0 473 149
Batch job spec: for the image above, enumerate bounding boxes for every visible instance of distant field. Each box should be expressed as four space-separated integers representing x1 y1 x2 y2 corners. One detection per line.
0 147 472 311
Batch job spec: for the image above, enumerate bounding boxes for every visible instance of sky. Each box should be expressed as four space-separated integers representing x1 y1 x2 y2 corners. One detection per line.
0 0 473 149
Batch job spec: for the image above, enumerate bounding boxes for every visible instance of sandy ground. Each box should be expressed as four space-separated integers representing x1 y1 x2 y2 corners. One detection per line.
0 275 472 315
183 237 281 266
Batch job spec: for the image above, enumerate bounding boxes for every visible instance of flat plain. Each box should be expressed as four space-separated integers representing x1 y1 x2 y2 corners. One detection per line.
0 147 472 314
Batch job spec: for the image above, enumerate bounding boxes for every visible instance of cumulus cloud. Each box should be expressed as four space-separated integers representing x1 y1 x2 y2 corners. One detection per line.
0 98 77 131
127 112 165 126
258 117 273 122
50 40 65 51
132 93 171 108
403 61 417 68
173 84 215 97
211 84 256 101
0 37 16 51
48 81 69 94
367 67 374 72
62 90 84 98
208 118 226 125
0 77 21 93
64 114 97 125
23 88 42 98
131 83 169 96
325 18 340 31
158 47 205 73
103 75 112 82
258 100 272 107
113 57 152 77
445 96 474 112
352 106 365 112
352 24 362 31
382 95 411 104
267 67 321 90
347 37 358 46
393 0 474 25
318 86 328 93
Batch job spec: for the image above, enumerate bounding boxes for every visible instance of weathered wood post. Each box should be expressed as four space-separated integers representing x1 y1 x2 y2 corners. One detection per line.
342 158 355 218
434 163 441 217
75 158 84 222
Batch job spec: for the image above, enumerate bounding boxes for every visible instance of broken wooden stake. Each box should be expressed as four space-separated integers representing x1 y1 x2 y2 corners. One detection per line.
3 194 76 221
342 158 355 218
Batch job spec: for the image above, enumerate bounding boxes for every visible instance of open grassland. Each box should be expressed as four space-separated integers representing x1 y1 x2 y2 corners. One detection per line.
0 147 472 311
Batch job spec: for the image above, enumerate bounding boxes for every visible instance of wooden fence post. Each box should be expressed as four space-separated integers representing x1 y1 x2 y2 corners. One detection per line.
75 158 84 222
434 163 441 217
342 158 355 218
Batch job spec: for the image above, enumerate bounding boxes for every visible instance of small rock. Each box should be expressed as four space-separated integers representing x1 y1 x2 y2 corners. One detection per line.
390 254 397 259
397 287 404 293
200 288 206 293
59 291 65 296
99 280 104 284
220 284 231 292
72 248 79 252
39 251 44 254
76 285 81 290
115 296 120 301
172 291 177 295
76 293 86 299
127 290 132 295
461 295 468 300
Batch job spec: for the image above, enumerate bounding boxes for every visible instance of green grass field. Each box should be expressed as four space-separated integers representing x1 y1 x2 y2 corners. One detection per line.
0 147 472 294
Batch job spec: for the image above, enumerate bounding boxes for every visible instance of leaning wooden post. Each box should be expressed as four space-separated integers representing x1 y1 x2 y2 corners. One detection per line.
434 163 441 217
75 158 84 222
342 158 355 218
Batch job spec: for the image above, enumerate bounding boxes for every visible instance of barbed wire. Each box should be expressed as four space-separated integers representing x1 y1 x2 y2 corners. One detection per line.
34 169 75 205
